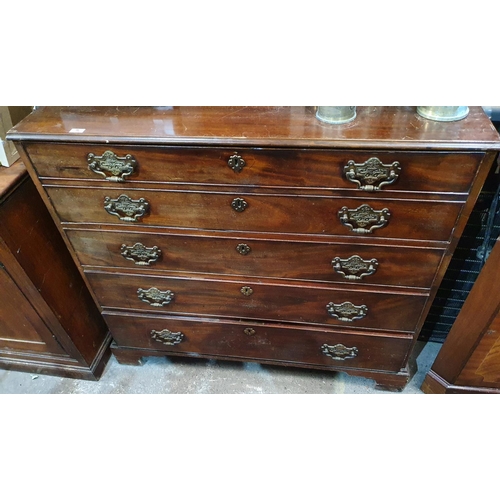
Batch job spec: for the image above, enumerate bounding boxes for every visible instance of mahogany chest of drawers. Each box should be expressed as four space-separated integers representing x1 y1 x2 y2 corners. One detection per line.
8 106 500 390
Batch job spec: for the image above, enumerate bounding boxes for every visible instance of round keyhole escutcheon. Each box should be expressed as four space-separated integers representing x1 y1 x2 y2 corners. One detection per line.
236 243 251 255
240 286 253 296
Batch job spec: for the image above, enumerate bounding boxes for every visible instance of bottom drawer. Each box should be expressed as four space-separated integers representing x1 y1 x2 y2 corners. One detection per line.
104 312 412 373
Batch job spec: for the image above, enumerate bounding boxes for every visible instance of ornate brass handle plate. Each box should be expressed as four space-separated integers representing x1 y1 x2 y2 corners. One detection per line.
344 157 401 191
338 204 390 234
137 287 174 307
228 153 246 173
151 329 184 345
121 242 161 266
104 194 149 222
326 301 367 322
321 343 358 360
244 328 256 336
87 150 137 182
240 286 254 296
332 255 378 280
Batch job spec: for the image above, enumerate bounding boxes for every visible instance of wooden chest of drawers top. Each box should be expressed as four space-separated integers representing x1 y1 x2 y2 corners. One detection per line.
8 106 500 150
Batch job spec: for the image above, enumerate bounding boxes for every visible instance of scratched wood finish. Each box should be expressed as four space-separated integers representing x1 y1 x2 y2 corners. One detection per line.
86 271 427 333
9 107 500 390
103 311 412 373
66 228 444 289
26 142 483 194
45 186 464 242
8 106 500 150
0 160 111 379
0 161 26 197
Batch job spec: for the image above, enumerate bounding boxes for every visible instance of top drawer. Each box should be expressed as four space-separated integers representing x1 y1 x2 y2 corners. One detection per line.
25 143 484 194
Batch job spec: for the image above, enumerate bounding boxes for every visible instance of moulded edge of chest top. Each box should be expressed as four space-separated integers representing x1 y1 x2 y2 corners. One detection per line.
8 134 500 151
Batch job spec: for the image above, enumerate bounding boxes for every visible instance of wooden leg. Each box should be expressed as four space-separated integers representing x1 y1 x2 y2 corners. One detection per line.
372 365 412 392
374 381 406 392
111 344 144 366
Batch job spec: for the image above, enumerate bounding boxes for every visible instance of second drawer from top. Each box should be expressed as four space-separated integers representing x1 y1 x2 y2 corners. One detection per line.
46 186 464 242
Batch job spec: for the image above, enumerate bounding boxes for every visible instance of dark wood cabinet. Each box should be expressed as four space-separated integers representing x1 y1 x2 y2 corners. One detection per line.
422 234 500 393
8 106 500 390
0 160 111 379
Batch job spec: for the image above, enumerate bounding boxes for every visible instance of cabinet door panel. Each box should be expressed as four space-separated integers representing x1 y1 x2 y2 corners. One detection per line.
0 264 66 355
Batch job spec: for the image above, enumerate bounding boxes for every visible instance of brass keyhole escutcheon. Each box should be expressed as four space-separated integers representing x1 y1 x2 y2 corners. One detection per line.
240 286 253 296
228 153 246 173
231 197 248 212
244 328 256 336
236 243 251 255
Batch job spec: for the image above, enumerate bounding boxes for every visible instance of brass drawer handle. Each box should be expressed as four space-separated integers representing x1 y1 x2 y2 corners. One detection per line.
121 242 161 266
151 329 184 345
104 194 149 222
338 204 390 234
228 153 246 173
321 343 358 360
87 150 137 182
332 255 378 280
236 243 251 255
138 287 174 307
231 197 248 212
344 157 401 191
326 301 367 322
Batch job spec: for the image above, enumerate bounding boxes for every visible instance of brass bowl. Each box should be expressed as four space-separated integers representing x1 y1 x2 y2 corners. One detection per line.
417 106 469 122
316 106 356 124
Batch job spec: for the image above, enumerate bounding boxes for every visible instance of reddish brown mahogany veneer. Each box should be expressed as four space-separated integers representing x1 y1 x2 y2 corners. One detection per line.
0 160 111 379
8 106 500 390
421 235 500 394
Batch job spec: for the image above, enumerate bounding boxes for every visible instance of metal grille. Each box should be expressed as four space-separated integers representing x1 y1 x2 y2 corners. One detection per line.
419 146 500 343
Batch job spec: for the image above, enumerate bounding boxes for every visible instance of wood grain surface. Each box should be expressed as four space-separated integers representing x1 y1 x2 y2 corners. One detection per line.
45 185 464 242
26 142 483 194
8 106 500 150
66 227 444 289
103 311 412 373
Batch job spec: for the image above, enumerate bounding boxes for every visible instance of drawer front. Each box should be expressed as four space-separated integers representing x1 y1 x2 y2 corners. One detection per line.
103 311 412 373
27 143 483 194
87 272 428 332
67 228 444 289
46 186 463 242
